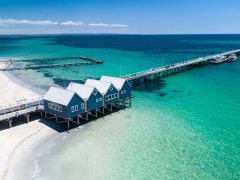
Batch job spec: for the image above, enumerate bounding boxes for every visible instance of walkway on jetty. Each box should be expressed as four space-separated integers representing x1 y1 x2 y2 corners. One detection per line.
0 98 43 127
122 49 240 86
0 56 104 71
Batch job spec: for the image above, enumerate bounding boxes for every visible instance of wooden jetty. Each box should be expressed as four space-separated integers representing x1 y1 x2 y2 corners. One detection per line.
0 56 103 63
0 49 239 128
0 56 104 71
0 98 43 128
122 49 240 86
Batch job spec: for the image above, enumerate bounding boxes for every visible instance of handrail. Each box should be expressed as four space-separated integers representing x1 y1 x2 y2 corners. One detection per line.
122 49 240 80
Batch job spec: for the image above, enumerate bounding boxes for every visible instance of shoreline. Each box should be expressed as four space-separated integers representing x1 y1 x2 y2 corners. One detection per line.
5 61 46 96
0 62 55 180
0 62 41 107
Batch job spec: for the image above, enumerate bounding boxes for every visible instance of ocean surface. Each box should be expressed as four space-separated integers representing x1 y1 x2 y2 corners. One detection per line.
0 34 240 179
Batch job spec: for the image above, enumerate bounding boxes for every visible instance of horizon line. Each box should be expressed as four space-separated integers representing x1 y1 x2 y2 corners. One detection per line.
0 33 240 36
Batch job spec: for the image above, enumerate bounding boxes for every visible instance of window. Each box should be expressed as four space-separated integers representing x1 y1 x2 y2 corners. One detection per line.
93 90 97 96
75 105 78 112
99 98 102 102
111 94 114 99
59 106 62 112
57 106 61 112
48 103 51 108
96 99 99 103
108 95 111 100
81 103 84 109
124 90 126 93
121 91 124 94
106 96 109 101
71 106 75 112
114 93 118 98
110 85 114 91
53 103 57 110
48 102 63 112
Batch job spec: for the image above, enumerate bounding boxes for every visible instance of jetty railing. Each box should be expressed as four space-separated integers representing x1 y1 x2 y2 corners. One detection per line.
0 56 104 71
122 49 240 83
0 96 43 118
0 56 103 63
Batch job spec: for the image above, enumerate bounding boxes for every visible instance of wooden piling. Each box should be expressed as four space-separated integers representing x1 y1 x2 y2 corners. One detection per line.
8 119 12 128
95 109 98 117
67 119 70 129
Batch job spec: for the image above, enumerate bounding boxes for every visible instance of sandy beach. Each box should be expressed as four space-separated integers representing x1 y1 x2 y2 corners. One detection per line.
0 62 40 107
0 62 55 180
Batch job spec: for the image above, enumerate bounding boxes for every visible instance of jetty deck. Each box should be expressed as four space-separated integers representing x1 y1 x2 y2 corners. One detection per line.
122 49 240 85
0 98 43 127
0 49 239 128
0 56 103 63
0 56 104 71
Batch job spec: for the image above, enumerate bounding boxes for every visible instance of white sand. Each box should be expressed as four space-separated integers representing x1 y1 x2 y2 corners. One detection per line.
0 62 39 107
0 121 55 180
0 62 55 180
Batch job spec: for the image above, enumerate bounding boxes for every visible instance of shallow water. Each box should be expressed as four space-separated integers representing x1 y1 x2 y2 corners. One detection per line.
0 35 240 179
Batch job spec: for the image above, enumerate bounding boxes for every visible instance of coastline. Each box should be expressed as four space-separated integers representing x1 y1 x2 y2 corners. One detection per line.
0 62 55 180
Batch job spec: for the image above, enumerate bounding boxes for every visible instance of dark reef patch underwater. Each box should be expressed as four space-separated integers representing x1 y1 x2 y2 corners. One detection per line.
0 34 240 179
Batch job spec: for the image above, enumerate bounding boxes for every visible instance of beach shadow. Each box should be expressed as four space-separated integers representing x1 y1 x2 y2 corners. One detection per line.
133 79 167 93
0 112 43 131
52 77 99 88
0 107 122 132
38 106 122 133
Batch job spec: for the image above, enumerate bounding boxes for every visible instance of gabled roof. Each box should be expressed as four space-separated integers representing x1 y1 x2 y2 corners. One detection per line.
44 87 75 106
100 76 131 90
85 79 112 94
67 82 95 100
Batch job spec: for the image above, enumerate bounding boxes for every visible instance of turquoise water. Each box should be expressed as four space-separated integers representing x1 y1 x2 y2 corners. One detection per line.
0 35 240 179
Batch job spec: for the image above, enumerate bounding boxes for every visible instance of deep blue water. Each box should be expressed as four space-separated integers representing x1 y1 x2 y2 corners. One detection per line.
0 34 240 180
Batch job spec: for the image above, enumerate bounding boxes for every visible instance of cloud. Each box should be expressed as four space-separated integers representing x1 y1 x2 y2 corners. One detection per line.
61 21 85 26
110 24 128 27
88 23 128 27
0 19 58 25
0 19 128 29
0 23 8 26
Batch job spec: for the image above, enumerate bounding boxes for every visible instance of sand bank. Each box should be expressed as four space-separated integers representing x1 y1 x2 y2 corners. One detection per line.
0 62 40 107
0 62 55 180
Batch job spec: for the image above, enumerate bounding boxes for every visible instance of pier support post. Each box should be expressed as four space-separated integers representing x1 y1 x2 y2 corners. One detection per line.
110 104 113 112
26 115 30 123
102 107 105 114
8 119 12 128
86 113 89 120
95 109 98 117
67 119 70 129
40 111 43 117
129 98 132 107
77 116 80 124
55 115 58 123
45 112 47 118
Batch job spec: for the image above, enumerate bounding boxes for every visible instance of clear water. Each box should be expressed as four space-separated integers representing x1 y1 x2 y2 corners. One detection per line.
0 35 240 179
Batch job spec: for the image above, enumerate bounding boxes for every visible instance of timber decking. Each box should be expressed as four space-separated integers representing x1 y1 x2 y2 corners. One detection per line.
0 56 104 71
122 49 240 85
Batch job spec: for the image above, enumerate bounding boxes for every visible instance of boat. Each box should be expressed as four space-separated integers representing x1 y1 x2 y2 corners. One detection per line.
227 54 237 62
211 56 227 64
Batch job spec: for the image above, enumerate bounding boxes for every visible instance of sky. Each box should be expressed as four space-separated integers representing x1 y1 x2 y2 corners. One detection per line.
0 0 240 34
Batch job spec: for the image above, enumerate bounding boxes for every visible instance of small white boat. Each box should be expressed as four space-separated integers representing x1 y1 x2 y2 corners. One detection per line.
228 54 237 62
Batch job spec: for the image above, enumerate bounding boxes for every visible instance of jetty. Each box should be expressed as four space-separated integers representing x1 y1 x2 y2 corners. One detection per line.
0 98 43 128
122 49 240 86
0 56 104 71
0 49 239 129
